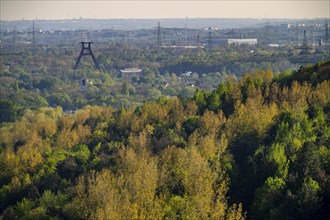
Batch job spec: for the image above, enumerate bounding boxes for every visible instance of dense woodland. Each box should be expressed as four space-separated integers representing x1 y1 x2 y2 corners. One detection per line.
0 60 329 219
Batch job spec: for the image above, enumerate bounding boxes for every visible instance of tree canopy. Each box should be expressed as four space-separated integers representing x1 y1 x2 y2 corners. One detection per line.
0 61 329 219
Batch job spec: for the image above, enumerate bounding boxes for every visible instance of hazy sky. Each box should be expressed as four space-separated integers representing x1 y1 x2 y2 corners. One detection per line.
1 0 329 20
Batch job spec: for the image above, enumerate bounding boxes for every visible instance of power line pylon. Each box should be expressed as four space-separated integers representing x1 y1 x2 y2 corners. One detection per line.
208 27 212 48
157 22 162 50
325 19 329 44
32 20 36 55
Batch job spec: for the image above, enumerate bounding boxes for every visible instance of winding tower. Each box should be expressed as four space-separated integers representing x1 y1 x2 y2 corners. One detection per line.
73 41 101 71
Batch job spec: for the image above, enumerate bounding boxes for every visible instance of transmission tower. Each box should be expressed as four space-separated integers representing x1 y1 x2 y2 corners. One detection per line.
295 22 299 43
311 21 314 46
184 24 188 46
298 29 311 64
325 19 329 44
197 33 200 45
208 27 212 48
32 20 36 55
302 30 308 54
157 22 162 50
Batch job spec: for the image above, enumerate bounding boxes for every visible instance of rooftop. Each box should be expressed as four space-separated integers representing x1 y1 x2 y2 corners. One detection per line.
120 68 142 73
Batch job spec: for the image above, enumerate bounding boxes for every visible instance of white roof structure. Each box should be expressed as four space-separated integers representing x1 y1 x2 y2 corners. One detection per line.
120 68 142 74
227 39 257 46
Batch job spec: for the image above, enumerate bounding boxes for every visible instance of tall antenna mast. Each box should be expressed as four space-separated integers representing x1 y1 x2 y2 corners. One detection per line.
13 27 16 51
32 20 36 55
157 22 162 50
124 30 128 56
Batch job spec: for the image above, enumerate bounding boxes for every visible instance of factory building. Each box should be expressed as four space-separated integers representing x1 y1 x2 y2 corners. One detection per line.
227 38 258 46
207 38 257 48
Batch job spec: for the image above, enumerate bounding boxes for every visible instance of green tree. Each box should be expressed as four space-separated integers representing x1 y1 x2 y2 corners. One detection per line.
0 99 22 123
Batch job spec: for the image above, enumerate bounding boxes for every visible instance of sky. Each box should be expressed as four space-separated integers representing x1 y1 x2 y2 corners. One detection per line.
0 0 329 21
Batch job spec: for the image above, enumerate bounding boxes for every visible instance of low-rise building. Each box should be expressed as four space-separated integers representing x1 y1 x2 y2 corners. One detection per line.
207 38 257 47
227 38 257 46
120 68 142 78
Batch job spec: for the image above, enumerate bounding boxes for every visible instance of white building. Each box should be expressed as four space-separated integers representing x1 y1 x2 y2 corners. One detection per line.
120 68 142 78
227 39 257 46
207 38 257 48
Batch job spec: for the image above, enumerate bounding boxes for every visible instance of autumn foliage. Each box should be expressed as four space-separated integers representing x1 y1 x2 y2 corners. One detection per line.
0 61 329 219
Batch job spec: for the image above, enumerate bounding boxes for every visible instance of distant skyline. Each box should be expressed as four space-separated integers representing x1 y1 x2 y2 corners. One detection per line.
1 0 329 21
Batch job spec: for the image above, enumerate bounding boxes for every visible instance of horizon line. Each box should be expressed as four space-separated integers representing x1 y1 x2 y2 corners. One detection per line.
1 17 329 22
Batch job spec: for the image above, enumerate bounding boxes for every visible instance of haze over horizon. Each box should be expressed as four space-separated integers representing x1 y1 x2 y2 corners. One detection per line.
1 0 329 21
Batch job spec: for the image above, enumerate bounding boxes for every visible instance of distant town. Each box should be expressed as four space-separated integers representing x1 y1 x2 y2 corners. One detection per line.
0 18 329 48
0 18 329 110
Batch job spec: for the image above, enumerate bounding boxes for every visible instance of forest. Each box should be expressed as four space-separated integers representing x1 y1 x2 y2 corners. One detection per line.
0 60 329 219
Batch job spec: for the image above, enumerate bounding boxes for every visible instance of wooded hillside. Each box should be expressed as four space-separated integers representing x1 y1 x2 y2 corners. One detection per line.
0 61 329 219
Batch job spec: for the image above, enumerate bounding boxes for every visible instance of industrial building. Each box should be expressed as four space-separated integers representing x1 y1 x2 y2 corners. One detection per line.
207 38 257 48
227 38 257 46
